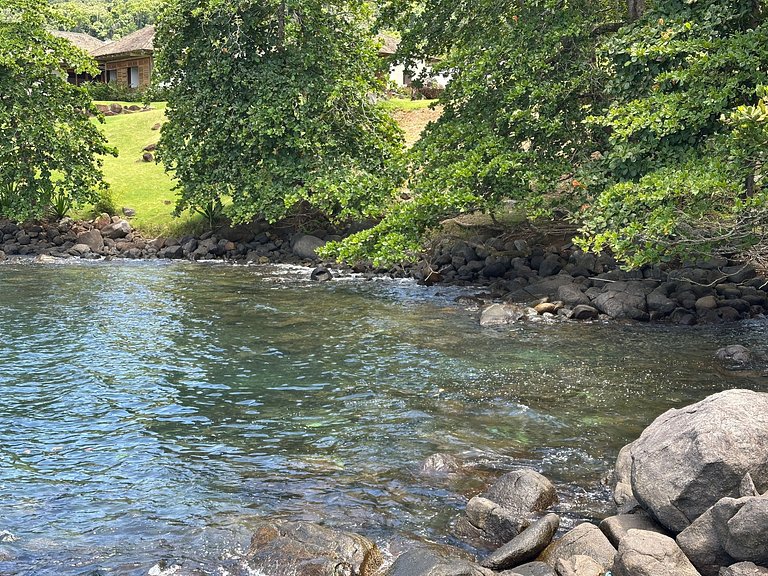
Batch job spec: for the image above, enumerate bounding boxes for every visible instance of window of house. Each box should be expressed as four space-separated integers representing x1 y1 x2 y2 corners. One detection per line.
107 69 118 83
128 66 139 89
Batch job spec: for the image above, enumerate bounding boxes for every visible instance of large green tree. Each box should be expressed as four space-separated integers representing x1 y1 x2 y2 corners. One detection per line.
0 0 114 221
155 0 405 227
329 0 624 264
329 0 768 269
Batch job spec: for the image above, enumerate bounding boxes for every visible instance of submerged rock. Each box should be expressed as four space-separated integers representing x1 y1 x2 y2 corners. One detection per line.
246 520 382 576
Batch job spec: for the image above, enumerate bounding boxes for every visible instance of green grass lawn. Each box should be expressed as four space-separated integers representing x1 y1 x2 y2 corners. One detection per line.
86 102 206 236
87 97 438 236
377 97 438 111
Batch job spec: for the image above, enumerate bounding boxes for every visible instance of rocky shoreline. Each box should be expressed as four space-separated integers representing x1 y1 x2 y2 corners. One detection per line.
2 216 768 324
241 389 768 576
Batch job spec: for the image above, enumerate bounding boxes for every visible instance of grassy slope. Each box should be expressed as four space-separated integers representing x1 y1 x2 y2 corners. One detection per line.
91 98 440 235
88 102 206 236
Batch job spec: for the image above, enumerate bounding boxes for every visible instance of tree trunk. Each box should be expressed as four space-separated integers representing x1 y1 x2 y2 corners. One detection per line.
628 0 645 21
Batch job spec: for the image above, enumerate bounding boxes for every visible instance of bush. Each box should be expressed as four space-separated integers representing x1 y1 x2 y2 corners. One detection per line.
84 81 149 103
90 189 117 216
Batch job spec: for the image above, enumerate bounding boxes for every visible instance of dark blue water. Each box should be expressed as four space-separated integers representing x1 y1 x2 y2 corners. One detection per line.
1 260 766 575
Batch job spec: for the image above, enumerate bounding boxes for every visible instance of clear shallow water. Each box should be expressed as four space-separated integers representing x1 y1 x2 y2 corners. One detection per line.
1 260 767 575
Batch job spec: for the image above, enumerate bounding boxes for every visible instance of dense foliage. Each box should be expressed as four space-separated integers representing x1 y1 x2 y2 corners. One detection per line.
0 0 114 221
155 0 405 228
578 0 768 267
329 0 623 264
328 0 768 269
49 0 163 40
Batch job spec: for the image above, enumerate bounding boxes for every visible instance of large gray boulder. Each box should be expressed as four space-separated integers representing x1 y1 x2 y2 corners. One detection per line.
678 495 768 575
101 219 131 239
480 513 559 570
245 520 382 576
76 229 103 252
385 548 493 576
537 523 616 572
612 529 702 576
593 290 648 320
291 234 326 260
623 389 768 533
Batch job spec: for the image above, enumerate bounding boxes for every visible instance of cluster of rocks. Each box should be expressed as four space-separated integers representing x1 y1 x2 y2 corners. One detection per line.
0 217 337 266
94 103 151 116
3 216 768 324
422 238 768 324
242 389 768 576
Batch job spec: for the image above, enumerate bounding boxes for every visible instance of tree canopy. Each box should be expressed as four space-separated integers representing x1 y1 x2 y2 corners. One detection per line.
1 0 114 221
49 0 163 40
327 0 768 269
154 0 405 228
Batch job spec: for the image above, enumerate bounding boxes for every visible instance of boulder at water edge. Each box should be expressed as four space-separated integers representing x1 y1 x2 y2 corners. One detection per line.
385 548 493 576
537 522 616 573
245 520 382 576
480 513 560 570
455 468 558 548
620 389 768 533
612 529 702 576
677 495 768 576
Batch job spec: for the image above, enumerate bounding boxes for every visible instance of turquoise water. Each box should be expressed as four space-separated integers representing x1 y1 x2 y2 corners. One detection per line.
1 260 766 575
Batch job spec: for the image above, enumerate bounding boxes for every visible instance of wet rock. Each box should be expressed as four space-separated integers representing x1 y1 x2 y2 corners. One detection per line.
482 469 558 516
456 496 528 548
612 443 639 513
480 303 526 326
480 513 559 570
385 547 493 576
569 305 599 321
419 453 461 476
499 561 555 576
612 529 701 576
291 234 326 260
246 520 382 576
538 523 616 572
599 511 668 548
715 345 752 364
77 229 104 252
625 389 768 533
310 266 333 282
